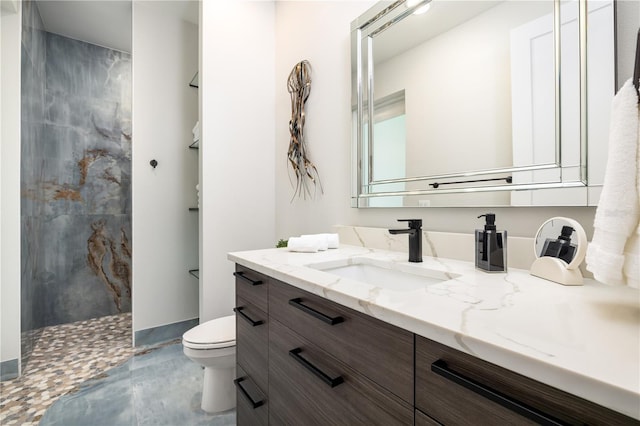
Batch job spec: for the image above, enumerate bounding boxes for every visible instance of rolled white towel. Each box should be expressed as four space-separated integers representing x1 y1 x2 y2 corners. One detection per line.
325 233 340 249
287 236 322 253
302 233 339 249
300 234 329 251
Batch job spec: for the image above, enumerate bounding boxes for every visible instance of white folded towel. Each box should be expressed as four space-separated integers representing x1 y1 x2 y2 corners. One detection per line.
303 235 329 251
302 233 339 249
287 236 322 253
586 79 640 288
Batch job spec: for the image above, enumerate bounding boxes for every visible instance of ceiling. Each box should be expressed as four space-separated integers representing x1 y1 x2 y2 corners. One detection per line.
36 0 199 54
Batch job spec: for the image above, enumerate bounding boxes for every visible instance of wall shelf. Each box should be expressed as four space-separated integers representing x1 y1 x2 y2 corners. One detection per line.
188 269 199 279
188 207 199 211
189 72 199 88
189 140 199 149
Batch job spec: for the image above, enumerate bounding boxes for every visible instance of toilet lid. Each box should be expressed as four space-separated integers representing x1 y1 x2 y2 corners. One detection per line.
182 315 235 350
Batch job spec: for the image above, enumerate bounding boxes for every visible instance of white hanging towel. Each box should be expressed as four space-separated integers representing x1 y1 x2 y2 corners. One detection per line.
586 79 640 288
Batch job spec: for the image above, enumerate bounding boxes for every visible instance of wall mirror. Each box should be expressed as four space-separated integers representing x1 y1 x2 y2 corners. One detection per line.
351 0 615 208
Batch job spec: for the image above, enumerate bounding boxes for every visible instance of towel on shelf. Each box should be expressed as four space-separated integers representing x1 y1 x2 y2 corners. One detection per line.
196 184 200 208
586 79 640 288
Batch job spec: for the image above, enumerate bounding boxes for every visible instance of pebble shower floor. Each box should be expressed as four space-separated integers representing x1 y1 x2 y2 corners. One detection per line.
0 313 134 425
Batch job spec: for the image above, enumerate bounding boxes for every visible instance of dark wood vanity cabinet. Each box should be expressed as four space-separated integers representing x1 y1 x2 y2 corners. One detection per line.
268 319 413 425
234 265 413 425
234 265 269 425
235 365 268 426
234 265 638 426
415 336 637 426
268 279 414 405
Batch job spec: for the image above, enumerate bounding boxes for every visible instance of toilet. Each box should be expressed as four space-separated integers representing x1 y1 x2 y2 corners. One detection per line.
182 315 236 413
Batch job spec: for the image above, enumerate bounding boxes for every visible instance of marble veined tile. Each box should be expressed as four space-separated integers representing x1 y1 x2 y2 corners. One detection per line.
20 0 47 365
21 0 46 70
21 45 45 123
27 214 131 328
45 33 131 103
40 375 135 426
21 26 132 331
40 343 236 426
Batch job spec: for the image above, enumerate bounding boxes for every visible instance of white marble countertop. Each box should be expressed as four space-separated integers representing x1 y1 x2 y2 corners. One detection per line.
228 245 640 419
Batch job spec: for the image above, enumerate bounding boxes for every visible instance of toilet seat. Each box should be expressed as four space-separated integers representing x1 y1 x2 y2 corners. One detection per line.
183 315 236 350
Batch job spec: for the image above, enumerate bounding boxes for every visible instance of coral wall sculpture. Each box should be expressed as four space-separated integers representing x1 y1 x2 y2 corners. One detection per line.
287 60 322 200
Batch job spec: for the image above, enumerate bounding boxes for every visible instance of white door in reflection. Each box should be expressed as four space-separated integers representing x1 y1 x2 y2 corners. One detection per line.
370 114 406 207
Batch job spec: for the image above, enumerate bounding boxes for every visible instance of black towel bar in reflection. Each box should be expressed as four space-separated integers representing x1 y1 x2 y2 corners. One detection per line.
429 176 512 189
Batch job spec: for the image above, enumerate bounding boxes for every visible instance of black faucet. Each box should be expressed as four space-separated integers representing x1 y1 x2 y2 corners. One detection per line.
389 219 422 263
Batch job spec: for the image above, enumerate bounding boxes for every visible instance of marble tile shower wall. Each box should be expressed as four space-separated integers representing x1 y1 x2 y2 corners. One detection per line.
21 1 132 344
21 0 46 367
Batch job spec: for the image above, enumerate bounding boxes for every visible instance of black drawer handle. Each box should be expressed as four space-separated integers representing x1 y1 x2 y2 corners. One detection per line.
233 377 265 409
431 359 566 426
288 298 344 325
233 306 264 327
289 348 344 388
233 271 263 286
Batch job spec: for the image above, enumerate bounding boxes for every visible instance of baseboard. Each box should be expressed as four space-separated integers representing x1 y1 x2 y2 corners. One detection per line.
134 318 199 347
0 358 19 381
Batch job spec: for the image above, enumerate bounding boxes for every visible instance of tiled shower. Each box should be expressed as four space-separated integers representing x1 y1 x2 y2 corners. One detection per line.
20 0 132 366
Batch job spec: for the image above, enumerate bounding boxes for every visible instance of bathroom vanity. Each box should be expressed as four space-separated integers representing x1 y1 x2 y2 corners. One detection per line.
229 246 640 425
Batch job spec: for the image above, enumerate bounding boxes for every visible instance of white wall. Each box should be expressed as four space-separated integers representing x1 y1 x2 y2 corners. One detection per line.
1 3 22 367
616 0 640 88
274 1 604 243
275 1 371 239
199 0 276 322
132 2 199 335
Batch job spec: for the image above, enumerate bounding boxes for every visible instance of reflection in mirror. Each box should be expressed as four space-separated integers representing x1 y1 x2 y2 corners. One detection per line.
530 216 587 285
351 0 615 207
535 219 578 262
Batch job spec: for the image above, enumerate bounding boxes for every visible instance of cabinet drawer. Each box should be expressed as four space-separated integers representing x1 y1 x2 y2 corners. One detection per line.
268 319 413 426
415 409 442 426
269 279 413 403
416 336 636 425
235 296 268 393
235 265 268 313
235 365 268 426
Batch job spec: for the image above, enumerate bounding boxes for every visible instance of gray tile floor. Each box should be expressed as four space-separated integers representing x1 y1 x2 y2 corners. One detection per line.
40 342 236 426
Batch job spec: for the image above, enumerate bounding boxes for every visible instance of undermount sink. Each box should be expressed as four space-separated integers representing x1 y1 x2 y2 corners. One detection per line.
309 258 460 291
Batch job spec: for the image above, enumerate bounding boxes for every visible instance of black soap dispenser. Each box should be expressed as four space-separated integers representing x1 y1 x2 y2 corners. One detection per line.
475 213 507 272
541 225 577 264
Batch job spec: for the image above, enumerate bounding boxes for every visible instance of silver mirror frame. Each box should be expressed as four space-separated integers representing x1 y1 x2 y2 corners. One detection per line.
350 0 591 208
